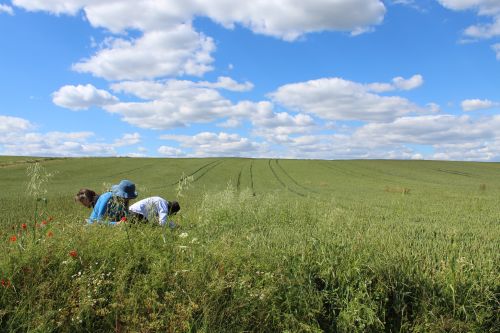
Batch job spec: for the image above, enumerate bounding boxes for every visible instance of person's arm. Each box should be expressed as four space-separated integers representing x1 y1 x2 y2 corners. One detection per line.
157 200 169 226
88 193 111 223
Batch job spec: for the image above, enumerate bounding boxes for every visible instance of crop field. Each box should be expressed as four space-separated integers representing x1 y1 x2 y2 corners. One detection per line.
0 156 499 332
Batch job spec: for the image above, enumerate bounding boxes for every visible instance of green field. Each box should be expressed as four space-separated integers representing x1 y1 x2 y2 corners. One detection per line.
0 156 499 332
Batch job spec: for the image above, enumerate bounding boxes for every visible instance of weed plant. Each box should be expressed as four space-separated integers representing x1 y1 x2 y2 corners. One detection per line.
0 157 499 332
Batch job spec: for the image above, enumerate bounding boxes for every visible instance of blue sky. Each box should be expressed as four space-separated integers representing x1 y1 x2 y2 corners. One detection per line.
1 0 500 160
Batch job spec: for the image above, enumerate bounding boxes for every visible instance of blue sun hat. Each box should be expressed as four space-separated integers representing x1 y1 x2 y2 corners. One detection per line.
111 180 138 199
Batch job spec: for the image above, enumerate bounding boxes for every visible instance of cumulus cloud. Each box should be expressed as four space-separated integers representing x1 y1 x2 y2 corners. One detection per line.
197 76 254 92
113 133 141 147
0 115 34 133
0 4 14 15
217 118 242 128
0 115 141 156
392 74 424 90
52 84 118 110
249 102 317 142
195 0 386 40
493 43 500 59
12 0 85 15
0 130 113 157
157 145 184 157
438 0 500 39
264 114 500 161
12 1 387 80
438 0 500 16
13 0 387 39
367 74 423 92
464 18 500 39
461 98 498 111
270 77 425 122
160 132 262 157
351 114 500 146
72 26 215 80
106 80 240 129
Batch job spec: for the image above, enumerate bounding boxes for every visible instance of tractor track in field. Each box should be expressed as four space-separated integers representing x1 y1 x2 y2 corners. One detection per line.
435 169 471 177
237 161 256 196
250 161 256 196
236 168 242 191
170 160 223 186
150 160 222 190
319 161 386 185
275 160 320 194
268 159 306 197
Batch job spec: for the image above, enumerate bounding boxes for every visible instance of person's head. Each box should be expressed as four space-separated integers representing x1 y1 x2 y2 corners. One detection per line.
74 189 98 208
111 179 138 206
169 201 180 216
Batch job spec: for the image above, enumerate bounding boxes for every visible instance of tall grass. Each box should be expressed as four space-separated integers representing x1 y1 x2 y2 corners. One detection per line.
1 182 498 332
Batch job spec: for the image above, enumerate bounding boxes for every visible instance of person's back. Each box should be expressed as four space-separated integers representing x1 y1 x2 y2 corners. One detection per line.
129 196 179 226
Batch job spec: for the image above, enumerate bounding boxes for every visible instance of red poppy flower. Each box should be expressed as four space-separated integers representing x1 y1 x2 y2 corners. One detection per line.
21 223 27 230
120 217 127 222
69 250 78 258
1 279 9 288
41 220 47 226
9 235 17 242
47 231 54 238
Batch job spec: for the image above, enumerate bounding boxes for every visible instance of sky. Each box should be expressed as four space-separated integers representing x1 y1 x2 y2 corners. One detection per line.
1 0 500 160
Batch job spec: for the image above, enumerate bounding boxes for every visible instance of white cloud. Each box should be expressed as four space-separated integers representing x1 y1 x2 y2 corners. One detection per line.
198 76 254 92
157 145 184 157
113 133 141 147
217 118 242 128
107 80 242 129
493 43 500 59
249 103 317 142
270 77 424 122
195 0 386 41
438 0 500 38
0 115 141 156
12 0 86 15
461 98 498 111
392 74 424 90
0 115 34 132
13 1 387 39
72 26 215 80
438 0 500 16
431 141 498 161
0 130 116 157
52 84 118 110
367 74 423 92
426 103 441 113
263 114 500 161
0 4 14 15
351 114 500 146
464 18 500 39
13 1 387 81
160 132 262 157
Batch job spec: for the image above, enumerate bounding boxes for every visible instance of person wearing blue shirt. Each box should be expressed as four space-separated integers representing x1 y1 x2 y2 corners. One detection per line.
75 180 138 224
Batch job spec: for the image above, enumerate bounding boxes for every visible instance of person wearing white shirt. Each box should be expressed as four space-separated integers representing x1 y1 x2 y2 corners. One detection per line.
128 196 180 227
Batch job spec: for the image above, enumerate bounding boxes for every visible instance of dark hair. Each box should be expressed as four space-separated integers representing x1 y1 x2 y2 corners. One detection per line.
169 201 180 215
75 188 99 207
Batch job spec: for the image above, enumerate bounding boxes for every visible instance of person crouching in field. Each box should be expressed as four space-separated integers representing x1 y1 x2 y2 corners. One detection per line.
75 179 138 224
128 196 180 228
